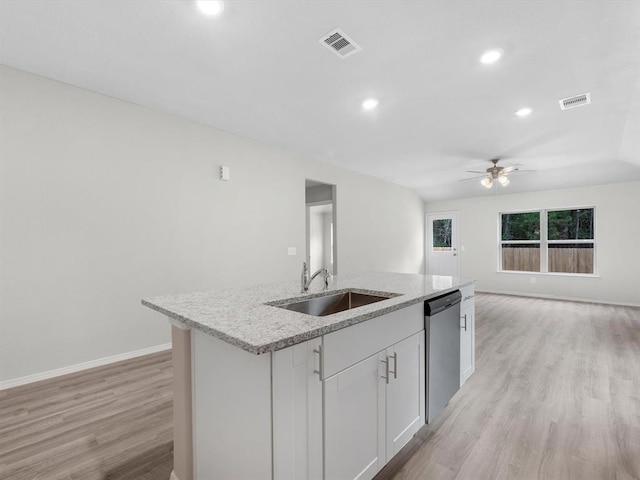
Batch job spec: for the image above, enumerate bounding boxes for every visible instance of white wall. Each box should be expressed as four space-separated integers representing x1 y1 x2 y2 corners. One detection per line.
0 66 424 383
425 182 640 305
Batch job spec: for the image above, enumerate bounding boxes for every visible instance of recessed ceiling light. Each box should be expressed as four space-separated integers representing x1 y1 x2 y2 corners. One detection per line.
197 0 224 16
515 107 533 117
480 49 503 65
362 98 379 111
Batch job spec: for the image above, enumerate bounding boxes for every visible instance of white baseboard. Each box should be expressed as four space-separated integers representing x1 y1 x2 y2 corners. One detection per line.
477 289 640 308
170 471 180 480
0 343 172 391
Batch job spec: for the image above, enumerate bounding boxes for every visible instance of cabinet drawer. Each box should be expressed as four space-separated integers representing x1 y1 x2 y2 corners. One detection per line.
322 303 423 379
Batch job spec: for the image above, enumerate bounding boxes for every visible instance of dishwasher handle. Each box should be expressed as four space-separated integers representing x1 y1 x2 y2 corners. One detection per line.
424 290 462 316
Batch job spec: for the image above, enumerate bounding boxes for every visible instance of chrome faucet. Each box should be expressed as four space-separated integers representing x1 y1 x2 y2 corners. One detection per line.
301 262 330 293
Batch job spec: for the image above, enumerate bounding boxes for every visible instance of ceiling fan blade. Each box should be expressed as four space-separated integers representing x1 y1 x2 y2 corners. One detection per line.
465 170 486 174
459 175 487 182
501 165 522 174
508 169 537 174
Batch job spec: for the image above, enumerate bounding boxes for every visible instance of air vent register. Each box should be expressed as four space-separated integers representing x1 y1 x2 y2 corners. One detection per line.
559 93 591 110
319 28 362 59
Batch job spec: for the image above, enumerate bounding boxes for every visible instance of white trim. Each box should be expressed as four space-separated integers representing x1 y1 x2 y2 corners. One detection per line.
191 329 197 480
0 343 172 391
496 270 600 279
477 289 640 308
170 471 180 480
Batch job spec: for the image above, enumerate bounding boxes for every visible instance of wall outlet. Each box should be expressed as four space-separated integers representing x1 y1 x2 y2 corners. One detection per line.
530 277 536 284
287 247 296 256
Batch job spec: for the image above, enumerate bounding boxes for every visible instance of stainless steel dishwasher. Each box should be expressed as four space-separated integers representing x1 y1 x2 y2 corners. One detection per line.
425 289 462 423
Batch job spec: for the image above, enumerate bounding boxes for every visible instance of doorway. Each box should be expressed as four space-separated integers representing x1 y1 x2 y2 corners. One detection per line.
426 212 459 276
305 180 337 275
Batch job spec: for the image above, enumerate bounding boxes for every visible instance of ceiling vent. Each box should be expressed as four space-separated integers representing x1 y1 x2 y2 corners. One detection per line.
559 92 591 110
319 28 362 59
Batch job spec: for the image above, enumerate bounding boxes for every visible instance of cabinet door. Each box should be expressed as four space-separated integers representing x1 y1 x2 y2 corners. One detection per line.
386 331 425 459
324 351 386 480
460 302 475 385
272 338 323 480
459 285 476 386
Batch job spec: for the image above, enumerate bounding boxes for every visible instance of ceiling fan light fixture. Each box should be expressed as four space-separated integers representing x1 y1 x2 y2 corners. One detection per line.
481 177 493 188
498 175 510 186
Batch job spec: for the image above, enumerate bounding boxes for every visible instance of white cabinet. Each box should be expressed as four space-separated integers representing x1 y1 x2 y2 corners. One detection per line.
323 320 425 480
324 350 387 480
193 333 323 480
324 332 425 480
272 337 323 480
322 303 424 379
386 332 425 459
459 284 475 385
192 302 426 480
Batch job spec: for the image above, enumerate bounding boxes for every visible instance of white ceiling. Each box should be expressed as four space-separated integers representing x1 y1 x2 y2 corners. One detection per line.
1 0 639 202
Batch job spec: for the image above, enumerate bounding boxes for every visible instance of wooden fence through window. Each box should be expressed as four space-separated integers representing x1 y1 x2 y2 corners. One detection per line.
502 247 593 274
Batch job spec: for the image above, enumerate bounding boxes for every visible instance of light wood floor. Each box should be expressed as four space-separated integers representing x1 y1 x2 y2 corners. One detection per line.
376 294 640 480
1 294 639 480
0 351 173 480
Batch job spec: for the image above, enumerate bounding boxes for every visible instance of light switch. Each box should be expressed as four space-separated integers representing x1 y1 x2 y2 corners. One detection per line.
288 247 296 256
219 166 230 181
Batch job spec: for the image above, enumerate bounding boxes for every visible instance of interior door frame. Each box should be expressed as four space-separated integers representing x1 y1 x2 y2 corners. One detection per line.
425 211 460 277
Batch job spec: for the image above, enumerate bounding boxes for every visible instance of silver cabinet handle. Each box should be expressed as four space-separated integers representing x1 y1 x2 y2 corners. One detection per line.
313 345 323 381
389 352 397 379
381 357 390 384
461 314 467 332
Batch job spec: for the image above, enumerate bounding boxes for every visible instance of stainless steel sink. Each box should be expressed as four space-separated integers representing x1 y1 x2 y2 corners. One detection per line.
268 289 398 317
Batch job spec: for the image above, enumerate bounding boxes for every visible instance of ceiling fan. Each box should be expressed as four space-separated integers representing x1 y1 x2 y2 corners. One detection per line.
461 158 534 188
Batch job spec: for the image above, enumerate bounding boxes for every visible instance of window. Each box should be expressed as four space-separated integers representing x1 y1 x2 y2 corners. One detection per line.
500 208 595 275
432 219 452 251
547 209 594 274
501 212 540 272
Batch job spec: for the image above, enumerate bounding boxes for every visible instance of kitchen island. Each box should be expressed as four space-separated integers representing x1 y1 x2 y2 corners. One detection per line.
143 272 475 480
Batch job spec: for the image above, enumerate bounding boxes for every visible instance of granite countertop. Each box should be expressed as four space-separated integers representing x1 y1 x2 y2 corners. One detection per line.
142 272 475 355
